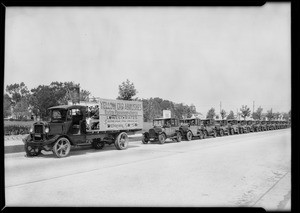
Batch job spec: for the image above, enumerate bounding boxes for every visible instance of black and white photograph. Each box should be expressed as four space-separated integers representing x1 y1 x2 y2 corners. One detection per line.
3 2 292 210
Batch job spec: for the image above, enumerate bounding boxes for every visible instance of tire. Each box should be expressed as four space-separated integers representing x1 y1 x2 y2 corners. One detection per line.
176 132 182 142
240 128 243 134
114 132 129 150
219 129 224 137
186 131 193 141
203 131 208 139
52 137 71 158
25 143 41 157
230 128 234 135
213 130 217 138
158 133 166 144
142 133 149 144
92 138 105 150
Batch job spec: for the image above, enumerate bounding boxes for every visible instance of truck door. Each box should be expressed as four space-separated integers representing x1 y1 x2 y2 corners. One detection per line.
67 108 86 144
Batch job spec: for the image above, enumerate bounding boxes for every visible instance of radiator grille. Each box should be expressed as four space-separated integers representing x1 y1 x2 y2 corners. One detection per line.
34 124 43 134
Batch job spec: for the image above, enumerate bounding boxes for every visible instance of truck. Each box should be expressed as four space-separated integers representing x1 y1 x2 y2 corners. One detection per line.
214 119 230 136
179 118 203 140
200 119 217 138
23 98 143 158
142 118 182 144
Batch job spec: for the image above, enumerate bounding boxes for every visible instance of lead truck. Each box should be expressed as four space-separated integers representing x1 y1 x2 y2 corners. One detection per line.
23 98 143 158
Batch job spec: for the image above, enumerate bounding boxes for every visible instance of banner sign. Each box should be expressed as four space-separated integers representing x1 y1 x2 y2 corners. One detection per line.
98 99 143 131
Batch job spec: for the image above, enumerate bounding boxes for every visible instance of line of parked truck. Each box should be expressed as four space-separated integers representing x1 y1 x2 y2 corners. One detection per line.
22 97 290 158
142 117 291 144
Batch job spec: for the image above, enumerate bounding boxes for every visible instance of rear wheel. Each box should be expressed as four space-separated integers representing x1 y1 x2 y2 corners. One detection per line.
186 131 193 141
114 132 129 150
53 137 71 158
158 133 166 144
25 143 41 157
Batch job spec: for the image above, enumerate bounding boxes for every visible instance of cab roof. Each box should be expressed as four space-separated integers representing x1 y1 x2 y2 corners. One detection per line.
48 105 86 110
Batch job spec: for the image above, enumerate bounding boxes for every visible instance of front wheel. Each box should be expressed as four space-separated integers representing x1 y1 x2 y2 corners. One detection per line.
115 132 129 150
142 133 149 144
176 132 182 142
186 131 193 141
158 133 166 144
25 143 41 157
230 128 234 135
53 137 71 158
203 131 208 139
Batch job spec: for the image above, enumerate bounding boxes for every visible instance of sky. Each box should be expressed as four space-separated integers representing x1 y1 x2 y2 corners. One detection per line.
4 3 291 116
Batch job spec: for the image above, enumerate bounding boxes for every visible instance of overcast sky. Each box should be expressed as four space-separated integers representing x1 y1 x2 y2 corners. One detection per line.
4 3 291 115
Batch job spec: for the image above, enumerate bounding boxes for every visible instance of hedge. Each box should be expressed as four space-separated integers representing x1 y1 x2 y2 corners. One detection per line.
4 125 30 135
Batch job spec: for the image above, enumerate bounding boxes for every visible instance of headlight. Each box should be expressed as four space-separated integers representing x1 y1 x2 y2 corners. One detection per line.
29 127 33 133
45 127 49 133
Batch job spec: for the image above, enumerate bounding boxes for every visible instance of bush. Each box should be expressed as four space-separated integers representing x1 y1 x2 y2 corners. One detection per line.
4 125 30 135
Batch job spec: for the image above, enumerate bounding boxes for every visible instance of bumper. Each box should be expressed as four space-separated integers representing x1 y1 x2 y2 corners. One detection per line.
24 135 60 148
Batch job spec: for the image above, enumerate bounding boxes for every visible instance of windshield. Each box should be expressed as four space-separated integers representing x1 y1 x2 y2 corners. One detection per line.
153 120 164 127
50 109 67 123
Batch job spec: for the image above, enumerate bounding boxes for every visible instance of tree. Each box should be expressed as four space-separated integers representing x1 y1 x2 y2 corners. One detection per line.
220 109 227 119
252 106 263 120
227 110 235 120
6 82 30 106
117 79 137 100
29 85 59 119
266 109 274 121
13 97 31 120
240 105 251 120
206 107 216 119
4 94 12 118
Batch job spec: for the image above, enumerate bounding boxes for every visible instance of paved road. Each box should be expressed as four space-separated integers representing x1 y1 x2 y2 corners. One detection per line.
4 129 291 210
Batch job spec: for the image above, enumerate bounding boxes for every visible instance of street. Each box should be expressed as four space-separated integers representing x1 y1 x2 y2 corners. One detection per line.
5 129 291 210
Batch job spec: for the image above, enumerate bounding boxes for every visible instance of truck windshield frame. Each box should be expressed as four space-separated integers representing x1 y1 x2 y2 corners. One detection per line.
50 109 67 123
153 119 164 127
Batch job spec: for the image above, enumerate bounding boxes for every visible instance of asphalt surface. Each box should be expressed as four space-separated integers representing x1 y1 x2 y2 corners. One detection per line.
4 129 291 209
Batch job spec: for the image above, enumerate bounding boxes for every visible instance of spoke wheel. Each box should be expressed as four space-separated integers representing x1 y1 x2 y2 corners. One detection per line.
158 133 166 144
176 132 182 142
25 143 41 157
53 137 71 158
230 128 234 135
186 131 192 141
213 130 217 137
114 132 129 150
142 133 149 144
203 131 208 139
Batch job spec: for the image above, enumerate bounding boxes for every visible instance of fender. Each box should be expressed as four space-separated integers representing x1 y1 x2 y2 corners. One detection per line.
25 134 61 147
